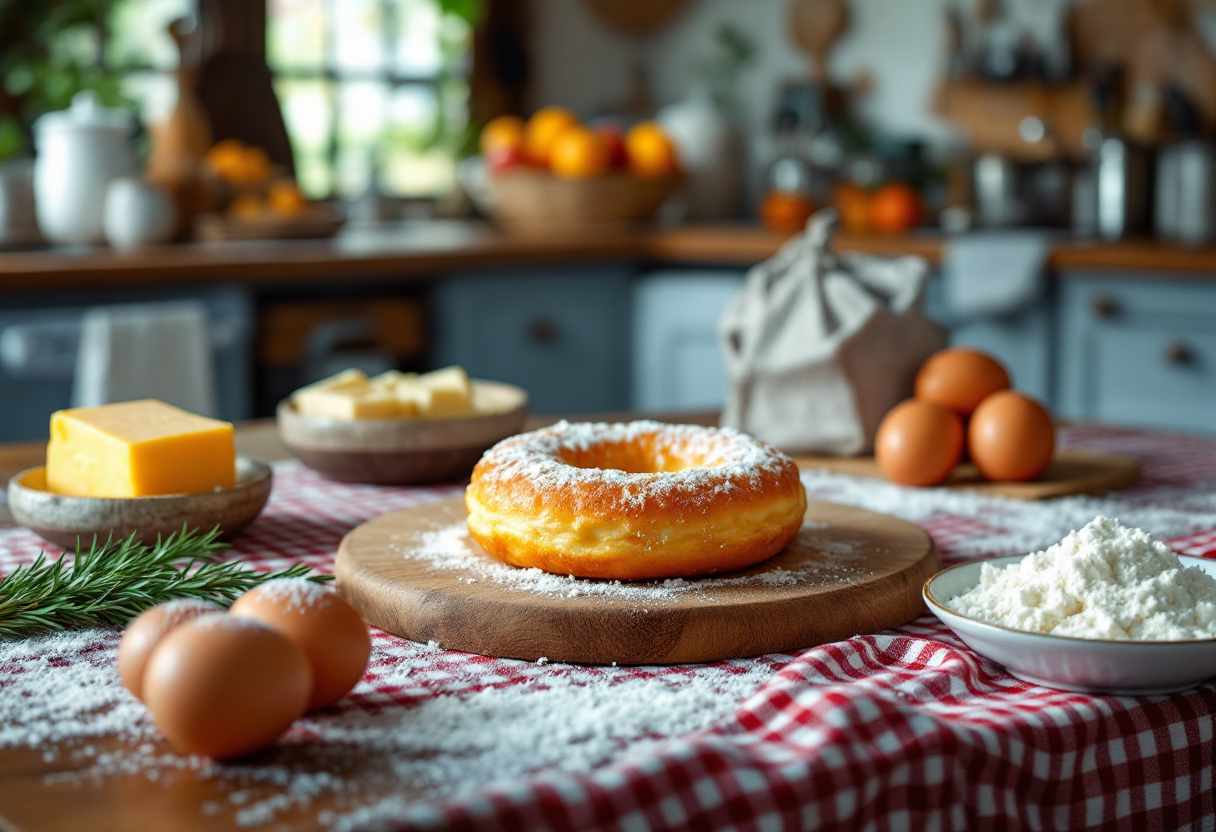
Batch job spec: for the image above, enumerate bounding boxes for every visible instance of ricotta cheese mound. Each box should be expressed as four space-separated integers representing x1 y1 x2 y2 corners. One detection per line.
946 516 1216 641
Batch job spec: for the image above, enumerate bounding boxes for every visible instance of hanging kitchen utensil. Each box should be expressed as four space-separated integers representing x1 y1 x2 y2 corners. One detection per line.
788 0 850 82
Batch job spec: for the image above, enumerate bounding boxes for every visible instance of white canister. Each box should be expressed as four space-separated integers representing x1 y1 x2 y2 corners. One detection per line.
33 91 137 245
104 178 176 250
659 87 740 221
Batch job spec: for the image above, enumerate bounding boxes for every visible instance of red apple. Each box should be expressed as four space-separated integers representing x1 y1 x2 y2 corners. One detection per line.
486 145 530 172
593 124 629 170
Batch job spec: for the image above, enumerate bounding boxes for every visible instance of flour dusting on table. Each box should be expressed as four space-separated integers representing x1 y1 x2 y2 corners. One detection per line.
0 630 777 826
947 516 1216 640
402 519 865 601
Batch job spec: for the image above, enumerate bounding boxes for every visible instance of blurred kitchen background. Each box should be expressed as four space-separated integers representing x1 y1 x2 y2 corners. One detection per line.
2 0 1215 440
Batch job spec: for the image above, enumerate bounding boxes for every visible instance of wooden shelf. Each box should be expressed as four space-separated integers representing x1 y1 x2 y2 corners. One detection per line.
4 222 1216 294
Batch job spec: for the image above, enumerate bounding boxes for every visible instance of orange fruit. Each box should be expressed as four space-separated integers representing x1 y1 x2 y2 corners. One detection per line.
525 106 579 167
625 122 679 178
831 182 871 233
868 182 923 234
550 127 609 179
268 179 307 215
761 190 815 233
228 194 263 216
204 139 248 181
480 115 526 157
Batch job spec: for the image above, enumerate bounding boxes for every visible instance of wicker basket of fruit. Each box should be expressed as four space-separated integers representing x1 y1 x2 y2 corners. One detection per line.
196 139 345 241
472 108 684 231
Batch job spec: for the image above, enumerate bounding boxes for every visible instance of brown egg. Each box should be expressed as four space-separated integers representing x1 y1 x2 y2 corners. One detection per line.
875 399 965 487
117 599 222 701
915 348 1011 416
968 391 1055 482
142 614 311 760
230 579 371 711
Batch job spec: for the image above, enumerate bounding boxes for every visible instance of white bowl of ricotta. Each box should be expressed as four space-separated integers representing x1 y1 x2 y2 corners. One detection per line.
924 518 1216 695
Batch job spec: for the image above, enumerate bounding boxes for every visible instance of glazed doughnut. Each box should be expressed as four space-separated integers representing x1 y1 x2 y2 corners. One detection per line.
465 421 807 580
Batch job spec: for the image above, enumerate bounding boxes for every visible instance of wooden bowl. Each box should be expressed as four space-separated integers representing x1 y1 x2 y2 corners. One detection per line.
483 169 684 231
277 380 528 485
7 457 273 550
195 205 346 241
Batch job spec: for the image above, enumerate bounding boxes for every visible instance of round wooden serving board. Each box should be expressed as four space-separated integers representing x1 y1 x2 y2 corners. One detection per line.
335 497 938 665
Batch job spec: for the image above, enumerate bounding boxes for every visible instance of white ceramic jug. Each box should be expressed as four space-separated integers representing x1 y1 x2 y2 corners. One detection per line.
659 87 740 221
33 91 137 245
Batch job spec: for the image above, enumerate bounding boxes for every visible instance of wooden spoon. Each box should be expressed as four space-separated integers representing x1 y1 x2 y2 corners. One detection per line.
789 0 850 82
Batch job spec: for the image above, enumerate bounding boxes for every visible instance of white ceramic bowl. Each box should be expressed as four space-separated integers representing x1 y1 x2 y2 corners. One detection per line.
924 554 1216 695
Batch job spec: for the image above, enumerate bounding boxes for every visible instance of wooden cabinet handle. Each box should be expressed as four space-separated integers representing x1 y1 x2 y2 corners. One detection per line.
1091 296 1120 318
527 318 558 344
1166 342 1193 365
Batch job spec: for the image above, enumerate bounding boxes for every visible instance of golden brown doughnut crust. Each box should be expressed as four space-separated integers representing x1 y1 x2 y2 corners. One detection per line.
465 420 807 580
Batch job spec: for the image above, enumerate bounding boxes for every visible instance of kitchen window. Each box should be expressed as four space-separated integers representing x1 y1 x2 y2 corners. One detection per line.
267 0 473 200
12 0 470 201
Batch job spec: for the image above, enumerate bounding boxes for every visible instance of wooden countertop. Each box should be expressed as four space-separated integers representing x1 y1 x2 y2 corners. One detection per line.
6 221 1216 293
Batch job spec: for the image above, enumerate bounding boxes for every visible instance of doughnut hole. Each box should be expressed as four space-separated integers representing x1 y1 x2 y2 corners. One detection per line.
558 434 716 473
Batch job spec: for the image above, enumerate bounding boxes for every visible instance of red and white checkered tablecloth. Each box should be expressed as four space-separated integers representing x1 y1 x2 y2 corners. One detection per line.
3 424 1216 831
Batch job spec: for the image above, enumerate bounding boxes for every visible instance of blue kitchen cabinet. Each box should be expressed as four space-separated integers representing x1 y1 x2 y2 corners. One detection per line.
632 270 745 412
0 285 253 442
1058 274 1216 433
430 267 633 414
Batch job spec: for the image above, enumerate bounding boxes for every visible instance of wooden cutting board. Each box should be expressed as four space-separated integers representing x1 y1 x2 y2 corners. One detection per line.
335 497 938 665
792 448 1140 501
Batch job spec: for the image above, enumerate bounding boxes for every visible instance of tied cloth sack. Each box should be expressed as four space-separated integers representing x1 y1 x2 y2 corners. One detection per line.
720 211 946 455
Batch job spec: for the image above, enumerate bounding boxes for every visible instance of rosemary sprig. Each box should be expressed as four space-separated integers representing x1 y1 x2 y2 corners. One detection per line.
0 527 332 640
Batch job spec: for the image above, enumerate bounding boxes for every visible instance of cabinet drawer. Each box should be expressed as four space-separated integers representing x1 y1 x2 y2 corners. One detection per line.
1059 275 1216 433
431 268 632 414
1088 328 1216 432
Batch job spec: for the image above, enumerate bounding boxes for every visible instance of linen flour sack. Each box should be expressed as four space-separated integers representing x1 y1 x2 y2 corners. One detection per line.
719 210 946 455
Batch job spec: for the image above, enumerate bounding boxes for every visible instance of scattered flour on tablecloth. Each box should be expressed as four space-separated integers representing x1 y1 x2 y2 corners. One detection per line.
798 469 1216 556
946 516 1216 640
8 455 1216 827
399 518 863 602
0 629 778 827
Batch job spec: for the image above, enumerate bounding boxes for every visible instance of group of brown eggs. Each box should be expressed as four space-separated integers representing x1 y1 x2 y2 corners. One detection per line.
875 347 1056 487
117 579 371 760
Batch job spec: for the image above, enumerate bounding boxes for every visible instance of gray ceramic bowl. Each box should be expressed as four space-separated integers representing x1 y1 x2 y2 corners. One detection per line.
7 456 272 550
277 379 529 484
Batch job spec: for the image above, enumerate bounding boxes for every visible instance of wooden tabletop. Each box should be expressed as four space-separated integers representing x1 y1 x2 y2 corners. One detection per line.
5 221 1216 294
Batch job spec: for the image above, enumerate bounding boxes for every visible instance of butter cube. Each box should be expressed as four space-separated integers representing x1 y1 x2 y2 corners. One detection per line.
291 369 368 406
296 387 402 420
400 366 473 418
46 399 235 498
369 370 416 389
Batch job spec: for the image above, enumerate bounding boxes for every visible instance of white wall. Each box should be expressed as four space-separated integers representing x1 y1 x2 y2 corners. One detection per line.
526 0 1072 202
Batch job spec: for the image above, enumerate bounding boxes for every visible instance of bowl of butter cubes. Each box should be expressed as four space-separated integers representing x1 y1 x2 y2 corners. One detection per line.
276 366 528 484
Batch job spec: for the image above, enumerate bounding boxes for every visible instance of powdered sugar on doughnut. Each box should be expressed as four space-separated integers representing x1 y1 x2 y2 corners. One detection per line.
472 420 794 513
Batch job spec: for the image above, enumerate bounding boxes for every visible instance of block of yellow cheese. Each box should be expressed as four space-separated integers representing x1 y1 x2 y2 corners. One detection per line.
46 399 236 498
